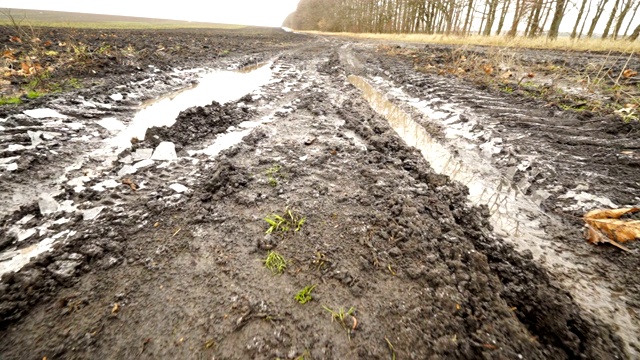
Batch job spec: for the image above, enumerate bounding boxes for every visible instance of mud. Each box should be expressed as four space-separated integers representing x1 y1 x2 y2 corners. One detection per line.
0 27 637 359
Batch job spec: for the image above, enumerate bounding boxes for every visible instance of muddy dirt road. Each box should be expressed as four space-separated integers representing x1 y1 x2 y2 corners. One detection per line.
0 27 639 359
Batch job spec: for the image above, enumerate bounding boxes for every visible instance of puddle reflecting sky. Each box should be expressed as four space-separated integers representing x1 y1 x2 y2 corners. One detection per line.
110 64 273 151
348 75 555 262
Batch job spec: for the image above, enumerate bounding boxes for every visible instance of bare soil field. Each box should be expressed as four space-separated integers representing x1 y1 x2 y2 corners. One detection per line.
0 25 639 359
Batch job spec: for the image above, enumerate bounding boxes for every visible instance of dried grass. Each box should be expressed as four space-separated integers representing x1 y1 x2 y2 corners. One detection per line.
303 31 640 53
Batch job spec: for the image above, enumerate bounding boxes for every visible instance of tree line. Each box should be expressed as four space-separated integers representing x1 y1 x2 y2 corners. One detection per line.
283 0 640 40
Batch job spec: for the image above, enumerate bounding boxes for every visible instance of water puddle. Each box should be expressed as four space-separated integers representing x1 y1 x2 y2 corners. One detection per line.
350 74 640 356
1 64 275 276
107 63 273 152
348 75 559 263
188 115 275 157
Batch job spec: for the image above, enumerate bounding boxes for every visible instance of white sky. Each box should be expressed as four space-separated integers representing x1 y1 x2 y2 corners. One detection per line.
0 0 300 27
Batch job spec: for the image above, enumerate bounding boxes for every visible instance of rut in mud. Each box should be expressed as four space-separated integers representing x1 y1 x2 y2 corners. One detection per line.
0 28 638 359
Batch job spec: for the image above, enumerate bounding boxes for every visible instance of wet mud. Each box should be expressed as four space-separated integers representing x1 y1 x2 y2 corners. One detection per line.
0 28 637 359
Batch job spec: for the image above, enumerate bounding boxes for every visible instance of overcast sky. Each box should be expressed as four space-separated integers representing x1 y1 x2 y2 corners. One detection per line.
0 0 300 27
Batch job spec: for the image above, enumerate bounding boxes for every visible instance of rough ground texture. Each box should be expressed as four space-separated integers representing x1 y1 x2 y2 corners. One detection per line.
0 27 637 359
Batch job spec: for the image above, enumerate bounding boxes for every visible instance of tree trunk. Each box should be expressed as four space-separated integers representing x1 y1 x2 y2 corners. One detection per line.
577 0 593 38
483 0 500 35
478 1 488 35
463 0 476 35
527 0 544 37
623 0 640 37
548 0 566 39
496 0 512 35
587 0 610 38
613 0 633 39
539 0 555 36
571 0 589 38
602 0 621 38
507 0 524 36
629 23 640 40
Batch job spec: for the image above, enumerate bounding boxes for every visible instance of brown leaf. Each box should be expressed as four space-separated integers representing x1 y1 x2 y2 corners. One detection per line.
2 50 15 60
500 71 513 79
9 36 22 43
584 207 640 250
483 65 494 76
121 178 138 191
584 207 640 220
20 62 30 75
622 69 638 78
527 73 535 78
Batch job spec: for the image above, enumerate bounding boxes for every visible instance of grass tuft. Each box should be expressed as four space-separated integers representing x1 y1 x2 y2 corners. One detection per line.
264 251 287 275
265 209 305 235
0 96 22 105
294 285 316 304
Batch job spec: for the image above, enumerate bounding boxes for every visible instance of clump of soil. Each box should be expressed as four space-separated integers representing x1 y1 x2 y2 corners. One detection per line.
143 100 254 150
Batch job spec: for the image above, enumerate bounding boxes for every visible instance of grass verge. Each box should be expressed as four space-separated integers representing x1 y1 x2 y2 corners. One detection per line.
304 31 640 53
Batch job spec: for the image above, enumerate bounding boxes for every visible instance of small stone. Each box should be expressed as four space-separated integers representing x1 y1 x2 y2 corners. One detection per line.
133 159 154 170
48 260 81 279
132 148 154 161
28 131 43 146
38 194 59 215
23 108 68 119
169 183 189 193
388 247 402 257
151 142 177 161
110 93 124 101
118 165 136 177
81 206 104 221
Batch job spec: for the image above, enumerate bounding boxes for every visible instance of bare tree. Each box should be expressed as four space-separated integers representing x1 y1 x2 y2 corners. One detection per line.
601 0 622 38
612 0 634 39
623 0 640 36
587 0 611 38
548 0 567 39
571 0 590 38
629 22 640 40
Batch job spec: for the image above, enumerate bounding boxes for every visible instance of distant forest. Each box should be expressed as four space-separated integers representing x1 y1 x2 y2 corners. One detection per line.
284 0 640 40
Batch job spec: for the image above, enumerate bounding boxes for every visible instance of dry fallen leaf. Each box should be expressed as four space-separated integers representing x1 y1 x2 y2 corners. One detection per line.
20 62 30 75
500 71 513 79
622 69 638 78
483 65 494 76
112 303 120 314
121 178 138 191
584 207 640 251
2 50 15 60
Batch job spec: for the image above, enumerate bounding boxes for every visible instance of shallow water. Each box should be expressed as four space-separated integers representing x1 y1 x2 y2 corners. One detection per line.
0 64 274 276
348 75 560 263
108 63 274 152
349 74 639 357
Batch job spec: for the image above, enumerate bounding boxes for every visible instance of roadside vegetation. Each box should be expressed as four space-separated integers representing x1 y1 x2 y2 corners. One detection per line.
305 31 640 53
0 9 245 105
376 43 640 122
